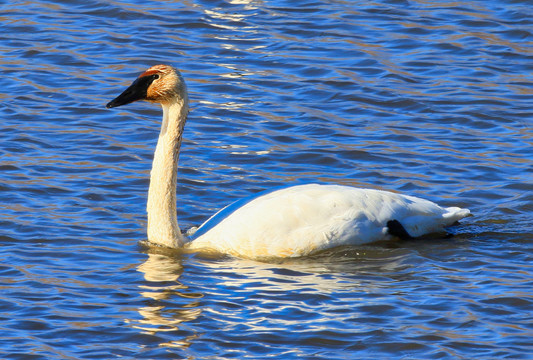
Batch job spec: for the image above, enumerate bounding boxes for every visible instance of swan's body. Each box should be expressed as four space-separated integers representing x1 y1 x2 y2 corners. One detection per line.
107 65 470 259
188 184 468 258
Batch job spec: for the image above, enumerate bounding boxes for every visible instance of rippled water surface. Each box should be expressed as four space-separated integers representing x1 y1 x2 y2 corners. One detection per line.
1 0 532 359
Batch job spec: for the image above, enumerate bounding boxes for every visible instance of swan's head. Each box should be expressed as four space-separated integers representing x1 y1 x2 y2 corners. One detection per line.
106 64 187 108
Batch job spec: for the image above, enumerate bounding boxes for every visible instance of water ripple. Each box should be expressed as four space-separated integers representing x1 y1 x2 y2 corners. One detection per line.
0 0 532 359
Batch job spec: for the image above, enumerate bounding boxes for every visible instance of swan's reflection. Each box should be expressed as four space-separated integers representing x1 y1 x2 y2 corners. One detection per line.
130 244 412 351
131 249 203 349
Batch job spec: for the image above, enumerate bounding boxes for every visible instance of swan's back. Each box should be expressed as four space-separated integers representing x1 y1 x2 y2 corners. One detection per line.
188 184 470 259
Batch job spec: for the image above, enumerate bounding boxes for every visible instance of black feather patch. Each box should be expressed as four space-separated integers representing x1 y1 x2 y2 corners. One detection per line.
387 220 413 240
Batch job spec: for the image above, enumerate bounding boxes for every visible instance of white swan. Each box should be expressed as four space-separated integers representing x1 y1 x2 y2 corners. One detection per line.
106 64 470 259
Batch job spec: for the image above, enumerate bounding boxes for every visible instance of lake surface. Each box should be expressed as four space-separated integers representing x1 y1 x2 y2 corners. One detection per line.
1 0 532 358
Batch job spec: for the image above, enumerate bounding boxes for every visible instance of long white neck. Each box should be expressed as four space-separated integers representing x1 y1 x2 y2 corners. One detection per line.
146 98 188 247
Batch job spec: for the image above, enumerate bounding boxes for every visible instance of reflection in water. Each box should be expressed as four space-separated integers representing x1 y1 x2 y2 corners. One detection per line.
131 250 203 349
128 246 406 351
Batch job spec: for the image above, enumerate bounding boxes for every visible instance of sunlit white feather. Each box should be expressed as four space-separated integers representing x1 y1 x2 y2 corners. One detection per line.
187 184 469 259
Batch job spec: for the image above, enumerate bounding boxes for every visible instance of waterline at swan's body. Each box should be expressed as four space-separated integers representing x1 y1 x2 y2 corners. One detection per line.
106 64 471 260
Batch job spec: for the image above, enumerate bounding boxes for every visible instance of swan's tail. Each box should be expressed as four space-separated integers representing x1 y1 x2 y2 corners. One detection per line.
443 207 471 224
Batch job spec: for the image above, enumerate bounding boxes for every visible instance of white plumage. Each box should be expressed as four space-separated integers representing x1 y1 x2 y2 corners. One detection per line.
188 184 469 258
107 65 471 260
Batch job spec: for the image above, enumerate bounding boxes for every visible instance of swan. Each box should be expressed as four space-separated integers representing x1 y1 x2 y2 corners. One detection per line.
106 64 470 259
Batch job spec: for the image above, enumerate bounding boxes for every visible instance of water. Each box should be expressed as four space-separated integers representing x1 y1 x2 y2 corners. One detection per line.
1 0 532 358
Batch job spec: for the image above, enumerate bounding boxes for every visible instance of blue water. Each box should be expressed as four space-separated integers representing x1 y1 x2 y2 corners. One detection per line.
1 0 532 359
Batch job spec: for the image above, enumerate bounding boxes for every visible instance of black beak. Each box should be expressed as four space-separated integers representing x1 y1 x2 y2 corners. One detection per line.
106 74 157 109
